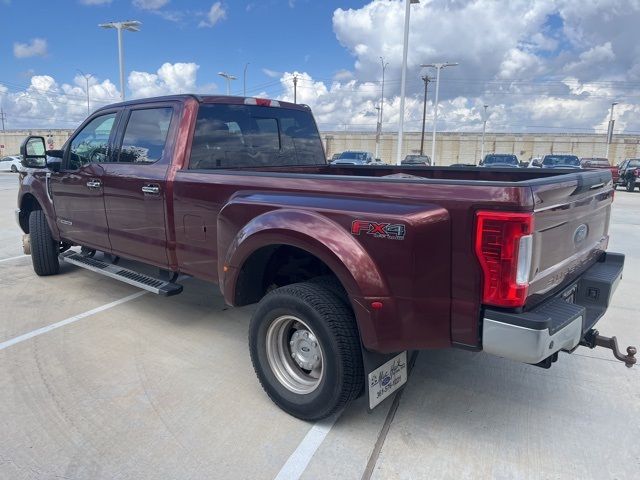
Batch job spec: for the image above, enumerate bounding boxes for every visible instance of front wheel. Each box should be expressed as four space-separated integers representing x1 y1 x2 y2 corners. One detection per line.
249 281 363 421
29 210 60 276
10 165 17 173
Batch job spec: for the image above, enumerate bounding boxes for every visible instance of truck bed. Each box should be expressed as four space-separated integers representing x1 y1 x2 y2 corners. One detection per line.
195 163 610 184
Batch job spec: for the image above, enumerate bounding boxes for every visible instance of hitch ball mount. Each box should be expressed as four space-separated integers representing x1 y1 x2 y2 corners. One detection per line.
580 329 637 368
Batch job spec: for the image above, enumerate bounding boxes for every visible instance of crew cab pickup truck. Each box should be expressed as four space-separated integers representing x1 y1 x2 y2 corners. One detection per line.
615 158 640 191
16 95 636 420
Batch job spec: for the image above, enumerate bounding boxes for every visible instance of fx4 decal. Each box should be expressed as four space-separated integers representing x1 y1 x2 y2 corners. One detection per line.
351 220 406 240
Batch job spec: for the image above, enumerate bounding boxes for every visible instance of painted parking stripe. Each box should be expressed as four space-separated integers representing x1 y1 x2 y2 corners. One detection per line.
274 413 339 480
0 254 28 263
0 291 147 351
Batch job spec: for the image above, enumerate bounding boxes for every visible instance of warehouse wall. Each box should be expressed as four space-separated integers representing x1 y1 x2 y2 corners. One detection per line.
1 129 638 166
0 130 72 157
322 131 640 165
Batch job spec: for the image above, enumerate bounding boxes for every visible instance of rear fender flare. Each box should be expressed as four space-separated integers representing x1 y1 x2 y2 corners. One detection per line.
221 209 389 303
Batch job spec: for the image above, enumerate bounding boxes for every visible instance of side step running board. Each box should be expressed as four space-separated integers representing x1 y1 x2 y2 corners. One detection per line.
61 251 183 296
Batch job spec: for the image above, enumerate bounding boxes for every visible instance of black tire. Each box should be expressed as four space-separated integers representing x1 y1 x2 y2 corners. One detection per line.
10 165 17 173
249 282 363 421
626 179 635 192
29 210 60 276
307 275 349 305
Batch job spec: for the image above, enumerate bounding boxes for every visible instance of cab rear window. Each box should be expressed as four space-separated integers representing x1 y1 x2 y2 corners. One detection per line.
188 104 325 169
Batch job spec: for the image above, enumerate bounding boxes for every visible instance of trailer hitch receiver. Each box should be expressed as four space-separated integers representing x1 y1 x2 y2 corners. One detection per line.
580 329 637 368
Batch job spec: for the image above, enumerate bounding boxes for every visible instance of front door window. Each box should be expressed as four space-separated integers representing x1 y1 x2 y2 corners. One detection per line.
67 113 116 169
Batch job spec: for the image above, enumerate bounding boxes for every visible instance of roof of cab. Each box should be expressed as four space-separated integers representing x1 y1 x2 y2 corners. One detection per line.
96 94 309 111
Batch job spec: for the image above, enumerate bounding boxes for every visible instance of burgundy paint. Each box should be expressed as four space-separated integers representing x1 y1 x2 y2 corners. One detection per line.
16 95 615 354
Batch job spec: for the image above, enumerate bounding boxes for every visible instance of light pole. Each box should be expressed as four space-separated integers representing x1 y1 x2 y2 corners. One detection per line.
77 69 93 116
99 20 141 102
218 72 237 95
422 62 458 165
605 102 618 162
480 104 488 164
396 0 420 166
419 75 431 156
243 63 250 96
375 57 389 161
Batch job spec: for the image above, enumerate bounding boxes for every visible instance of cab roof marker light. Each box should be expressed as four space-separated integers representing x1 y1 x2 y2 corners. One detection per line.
244 98 280 107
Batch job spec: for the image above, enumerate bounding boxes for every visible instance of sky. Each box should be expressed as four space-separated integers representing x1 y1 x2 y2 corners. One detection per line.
2 0 640 134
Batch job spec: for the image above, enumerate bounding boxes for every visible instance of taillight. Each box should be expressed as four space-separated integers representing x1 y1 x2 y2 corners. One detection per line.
475 211 533 308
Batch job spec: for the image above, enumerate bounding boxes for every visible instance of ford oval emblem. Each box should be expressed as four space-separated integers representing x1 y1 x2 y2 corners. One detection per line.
574 224 588 245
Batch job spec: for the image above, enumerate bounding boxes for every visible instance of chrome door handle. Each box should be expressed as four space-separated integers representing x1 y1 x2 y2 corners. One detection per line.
141 184 160 195
86 180 101 189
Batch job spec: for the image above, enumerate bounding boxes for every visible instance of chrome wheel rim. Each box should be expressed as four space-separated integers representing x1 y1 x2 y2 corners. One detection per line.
265 315 324 394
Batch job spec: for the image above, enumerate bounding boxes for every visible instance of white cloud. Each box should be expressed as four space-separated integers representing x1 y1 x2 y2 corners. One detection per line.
0 63 218 129
132 0 169 10
0 75 119 129
199 2 226 28
262 68 281 78
79 0 112 5
13 38 48 58
129 62 200 98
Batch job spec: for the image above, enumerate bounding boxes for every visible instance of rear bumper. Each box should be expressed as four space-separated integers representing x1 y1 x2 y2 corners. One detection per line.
482 252 624 364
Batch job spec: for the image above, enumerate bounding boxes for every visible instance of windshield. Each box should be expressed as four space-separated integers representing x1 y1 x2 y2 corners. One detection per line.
338 151 367 160
483 154 518 165
543 155 580 167
582 159 609 167
629 160 640 168
404 155 430 163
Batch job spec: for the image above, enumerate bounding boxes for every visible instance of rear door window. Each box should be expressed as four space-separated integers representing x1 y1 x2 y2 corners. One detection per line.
189 104 324 169
118 107 173 164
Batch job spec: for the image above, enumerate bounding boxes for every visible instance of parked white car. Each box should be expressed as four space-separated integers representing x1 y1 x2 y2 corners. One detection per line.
0 155 25 173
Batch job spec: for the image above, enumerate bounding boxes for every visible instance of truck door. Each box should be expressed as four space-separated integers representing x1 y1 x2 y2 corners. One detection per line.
49 110 119 251
101 104 177 268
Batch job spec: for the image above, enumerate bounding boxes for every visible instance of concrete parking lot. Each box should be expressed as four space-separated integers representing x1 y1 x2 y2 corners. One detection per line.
0 171 638 480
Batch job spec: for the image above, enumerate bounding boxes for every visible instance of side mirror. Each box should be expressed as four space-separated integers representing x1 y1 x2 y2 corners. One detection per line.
20 136 47 168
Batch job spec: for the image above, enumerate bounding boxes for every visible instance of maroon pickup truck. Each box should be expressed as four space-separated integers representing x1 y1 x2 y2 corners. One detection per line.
16 95 636 420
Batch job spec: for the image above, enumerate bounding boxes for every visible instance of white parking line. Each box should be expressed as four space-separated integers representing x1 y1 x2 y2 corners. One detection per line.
274 413 339 480
0 291 147 351
0 254 28 263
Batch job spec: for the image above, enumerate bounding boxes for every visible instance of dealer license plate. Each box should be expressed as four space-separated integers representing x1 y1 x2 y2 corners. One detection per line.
368 351 408 409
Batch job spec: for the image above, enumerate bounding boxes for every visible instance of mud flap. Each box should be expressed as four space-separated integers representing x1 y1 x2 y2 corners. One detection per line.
361 347 416 411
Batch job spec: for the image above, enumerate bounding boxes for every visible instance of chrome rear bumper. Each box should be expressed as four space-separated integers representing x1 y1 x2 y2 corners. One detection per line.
482 252 624 365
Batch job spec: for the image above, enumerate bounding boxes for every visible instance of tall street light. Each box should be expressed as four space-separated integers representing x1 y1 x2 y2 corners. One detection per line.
76 69 93 116
419 75 431 156
605 101 618 162
243 63 250 96
375 57 389 161
396 0 420 166
99 20 142 102
218 72 237 95
376 57 389 158
480 104 488 164
422 62 458 165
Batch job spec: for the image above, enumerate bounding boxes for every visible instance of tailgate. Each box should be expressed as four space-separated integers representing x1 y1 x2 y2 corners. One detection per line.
526 170 614 307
